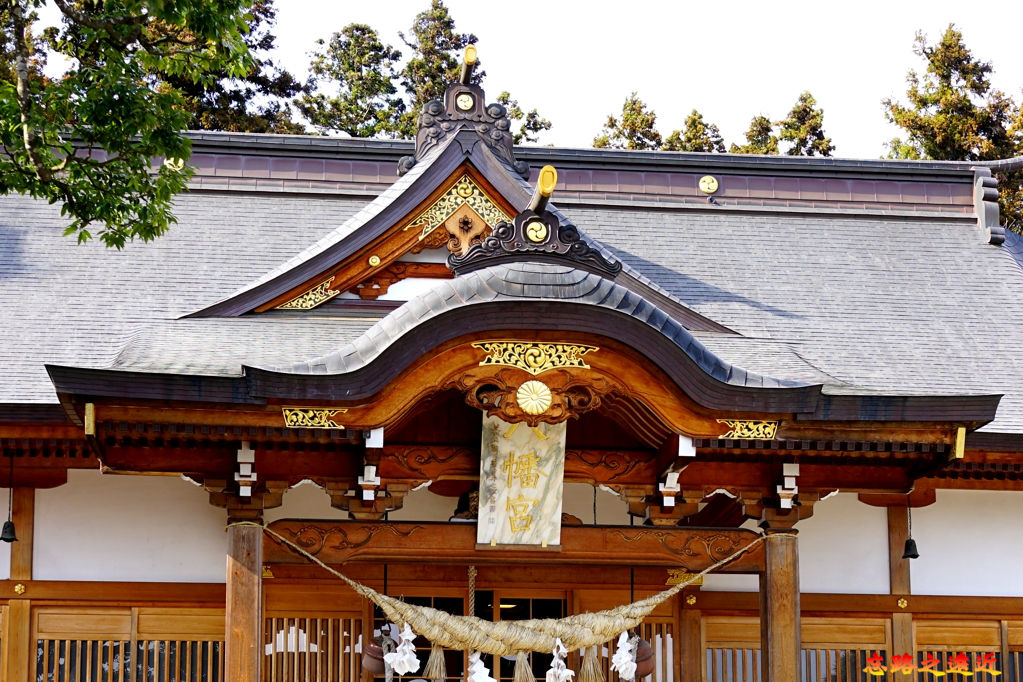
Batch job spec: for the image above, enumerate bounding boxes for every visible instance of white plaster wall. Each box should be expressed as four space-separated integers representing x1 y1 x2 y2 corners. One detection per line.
0 487 9 579
912 489 1023 596
34 470 226 582
264 481 347 524
796 493 889 594
562 482 631 525
703 494 888 593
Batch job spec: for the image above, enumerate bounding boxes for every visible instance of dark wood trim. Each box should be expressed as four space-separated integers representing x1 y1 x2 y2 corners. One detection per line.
0 581 225 603
694 591 1023 616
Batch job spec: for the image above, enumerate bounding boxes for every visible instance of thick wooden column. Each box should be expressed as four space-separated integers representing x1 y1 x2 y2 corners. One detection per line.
11 487 34 580
887 506 913 663
759 529 801 682
2 599 31 682
680 586 703 682
887 506 911 595
226 514 263 682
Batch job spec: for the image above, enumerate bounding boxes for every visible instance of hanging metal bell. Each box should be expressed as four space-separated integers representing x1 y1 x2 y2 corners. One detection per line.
902 537 919 560
1 520 17 543
634 638 655 679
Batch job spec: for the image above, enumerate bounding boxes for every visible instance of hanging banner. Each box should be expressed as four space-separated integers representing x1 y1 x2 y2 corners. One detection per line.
477 414 567 547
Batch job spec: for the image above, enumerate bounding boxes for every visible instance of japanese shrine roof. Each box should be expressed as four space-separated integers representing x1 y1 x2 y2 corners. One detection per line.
3 131 1023 431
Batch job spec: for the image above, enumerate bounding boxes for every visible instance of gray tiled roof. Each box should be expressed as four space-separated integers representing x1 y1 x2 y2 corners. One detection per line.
0 191 367 402
2 138 1022 433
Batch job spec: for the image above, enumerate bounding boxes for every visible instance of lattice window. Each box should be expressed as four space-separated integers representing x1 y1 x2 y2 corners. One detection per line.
264 615 363 682
33 606 224 682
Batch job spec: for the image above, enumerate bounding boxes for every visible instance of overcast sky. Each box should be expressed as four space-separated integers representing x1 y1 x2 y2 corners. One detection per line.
273 0 1023 159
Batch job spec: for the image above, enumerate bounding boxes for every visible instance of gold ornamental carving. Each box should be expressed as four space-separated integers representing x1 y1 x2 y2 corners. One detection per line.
472 341 598 376
282 407 348 429
516 380 553 415
448 367 620 427
404 174 511 254
667 568 703 587
717 419 778 440
276 276 341 311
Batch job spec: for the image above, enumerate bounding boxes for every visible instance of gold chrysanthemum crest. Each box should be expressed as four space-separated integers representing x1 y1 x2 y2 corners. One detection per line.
516 381 553 415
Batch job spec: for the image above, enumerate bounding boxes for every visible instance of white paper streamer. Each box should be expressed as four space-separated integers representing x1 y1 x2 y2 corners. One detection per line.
468 651 497 682
546 638 574 682
610 632 638 681
383 623 420 675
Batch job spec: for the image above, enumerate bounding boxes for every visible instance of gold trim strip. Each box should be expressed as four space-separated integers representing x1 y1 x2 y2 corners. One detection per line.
472 341 598 376
282 407 348 429
716 419 778 440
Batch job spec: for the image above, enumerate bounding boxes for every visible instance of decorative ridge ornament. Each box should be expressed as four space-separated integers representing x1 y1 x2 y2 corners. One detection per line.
717 419 778 440
449 166 621 277
398 47 530 179
473 341 598 375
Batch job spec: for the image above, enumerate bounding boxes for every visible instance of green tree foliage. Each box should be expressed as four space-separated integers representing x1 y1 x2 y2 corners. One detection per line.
298 23 404 137
884 24 1023 232
593 92 663 150
779 91 834 156
298 1 550 143
663 109 725 152
164 1 304 134
497 91 552 144
730 115 780 154
1 0 252 248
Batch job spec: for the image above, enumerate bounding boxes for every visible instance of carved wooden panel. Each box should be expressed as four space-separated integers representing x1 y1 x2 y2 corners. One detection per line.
263 520 765 573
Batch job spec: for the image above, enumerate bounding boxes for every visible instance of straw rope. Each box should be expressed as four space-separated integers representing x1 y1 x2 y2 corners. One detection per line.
237 522 771 656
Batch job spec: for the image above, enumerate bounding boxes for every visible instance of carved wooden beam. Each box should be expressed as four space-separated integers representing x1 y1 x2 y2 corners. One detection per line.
264 520 765 573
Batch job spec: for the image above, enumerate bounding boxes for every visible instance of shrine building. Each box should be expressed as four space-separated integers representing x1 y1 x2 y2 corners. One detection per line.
1 53 1023 682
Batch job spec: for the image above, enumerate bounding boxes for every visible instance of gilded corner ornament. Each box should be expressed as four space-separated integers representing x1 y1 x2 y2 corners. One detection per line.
667 568 704 587
472 341 598 376
276 276 341 311
282 407 348 429
404 174 511 242
717 419 779 440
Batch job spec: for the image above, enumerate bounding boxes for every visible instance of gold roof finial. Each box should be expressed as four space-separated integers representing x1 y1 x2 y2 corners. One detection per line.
459 45 478 84
529 165 558 213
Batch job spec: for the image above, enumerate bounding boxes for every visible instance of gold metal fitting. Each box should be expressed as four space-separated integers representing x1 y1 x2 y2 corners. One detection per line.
464 45 477 65
685 595 697 606
14 583 26 595
897 598 908 609
368 255 381 267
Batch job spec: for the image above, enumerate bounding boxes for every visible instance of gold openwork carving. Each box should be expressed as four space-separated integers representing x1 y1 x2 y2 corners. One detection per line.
276 276 341 310
404 174 511 253
472 341 598 376
282 407 348 429
717 419 778 440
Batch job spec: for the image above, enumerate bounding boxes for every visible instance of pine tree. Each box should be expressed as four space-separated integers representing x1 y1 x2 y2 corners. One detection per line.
729 115 779 155
662 109 725 152
298 24 404 138
397 0 479 137
884 25 1023 232
778 92 834 156
497 92 553 144
593 93 662 150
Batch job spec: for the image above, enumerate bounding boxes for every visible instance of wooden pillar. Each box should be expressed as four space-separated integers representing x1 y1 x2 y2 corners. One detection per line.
759 530 801 682
2 599 31 682
226 517 263 682
887 506 910 595
887 505 913 664
10 487 34 580
680 587 703 682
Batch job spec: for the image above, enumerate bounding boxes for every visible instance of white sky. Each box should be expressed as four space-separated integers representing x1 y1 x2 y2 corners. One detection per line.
273 0 1023 159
